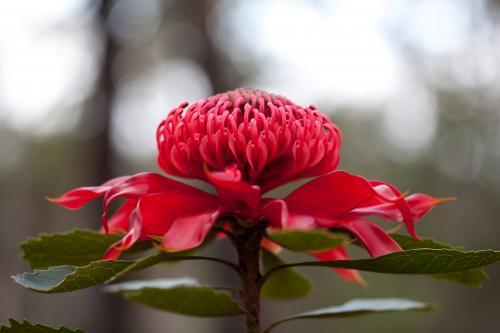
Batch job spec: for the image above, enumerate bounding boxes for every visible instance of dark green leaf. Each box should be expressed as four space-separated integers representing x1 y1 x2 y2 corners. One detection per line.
264 248 500 279
261 250 312 300
13 251 166 293
14 251 240 293
104 252 167 284
108 278 243 317
392 234 489 287
0 319 84 333
20 229 153 269
432 269 488 287
21 229 119 269
263 298 433 332
391 234 459 250
13 261 134 293
267 229 348 252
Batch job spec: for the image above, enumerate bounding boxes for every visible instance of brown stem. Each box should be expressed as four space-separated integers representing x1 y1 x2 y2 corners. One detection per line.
234 225 265 333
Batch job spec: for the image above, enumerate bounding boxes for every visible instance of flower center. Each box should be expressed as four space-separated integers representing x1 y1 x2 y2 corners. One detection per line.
157 88 342 190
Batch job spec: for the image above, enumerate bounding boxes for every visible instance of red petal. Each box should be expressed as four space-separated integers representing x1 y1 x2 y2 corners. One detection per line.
285 171 376 218
103 186 221 259
50 172 215 235
101 199 137 234
162 209 221 252
102 247 122 260
350 194 452 222
138 192 219 237
103 189 220 259
261 238 282 254
205 164 261 208
261 200 288 227
47 176 128 210
101 172 215 232
215 223 232 240
369 181 416 238
312 247 366 285
339 219 402 257
261 199 316 229
406 194 454 220
103 201 143 260
285 171 430 239
102 172 213 207
287 214 316 229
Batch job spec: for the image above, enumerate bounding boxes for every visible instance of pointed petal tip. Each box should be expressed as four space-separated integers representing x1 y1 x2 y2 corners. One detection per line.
45 195 78 209
261 238 282 254
334 268 368 286
407 226 419 240
46 196 61 205
339 268 367 286
354 275 368 287
412 234 423 241
435 196 457 204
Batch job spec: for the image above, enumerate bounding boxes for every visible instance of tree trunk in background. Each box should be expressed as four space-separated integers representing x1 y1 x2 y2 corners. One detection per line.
88 0 114 183
84 1 243 331
82 0 128 332
186 0 233 93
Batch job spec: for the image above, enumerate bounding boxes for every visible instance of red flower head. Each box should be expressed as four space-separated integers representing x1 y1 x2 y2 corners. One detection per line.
50 88 449 284
156 89 341 191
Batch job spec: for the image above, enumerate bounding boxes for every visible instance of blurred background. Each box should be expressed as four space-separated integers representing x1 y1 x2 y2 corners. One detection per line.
1 0 499 332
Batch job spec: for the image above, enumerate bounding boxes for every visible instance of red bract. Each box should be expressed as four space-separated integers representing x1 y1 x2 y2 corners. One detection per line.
50 88 449 284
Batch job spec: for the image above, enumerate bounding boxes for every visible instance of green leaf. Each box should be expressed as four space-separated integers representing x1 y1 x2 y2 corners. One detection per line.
263 248 500 279
267 229 348 252
20 229 153 269
391 234 460 250
0 319 84 333
263 298 433 332
432 269 488 287
107 278 244 317
392 234 489 287
21 229 119 269
104 252 168 284
261 250 312 300
13 251 166 293
14 251 241 294
13 261 134 293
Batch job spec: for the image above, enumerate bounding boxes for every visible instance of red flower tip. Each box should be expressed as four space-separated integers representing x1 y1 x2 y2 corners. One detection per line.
355 277 368 287
157 88 342 191
261 238 282 254
46 190 101 210
312 247 367 286
103 246 122 260
46 196 60 204
434 196 457 204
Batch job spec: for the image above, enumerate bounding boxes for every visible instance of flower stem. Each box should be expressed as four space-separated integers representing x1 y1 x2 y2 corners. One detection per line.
234 225 265 333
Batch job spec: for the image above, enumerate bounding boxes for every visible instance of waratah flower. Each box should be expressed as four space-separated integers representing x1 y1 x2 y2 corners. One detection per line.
50 88 448 284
